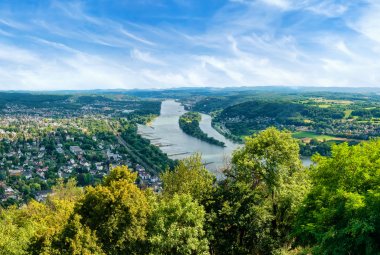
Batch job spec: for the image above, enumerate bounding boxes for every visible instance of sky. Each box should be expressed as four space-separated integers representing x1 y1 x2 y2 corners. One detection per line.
0 0 379 90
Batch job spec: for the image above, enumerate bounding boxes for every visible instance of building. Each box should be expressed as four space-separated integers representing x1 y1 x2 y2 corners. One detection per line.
70 146 84 155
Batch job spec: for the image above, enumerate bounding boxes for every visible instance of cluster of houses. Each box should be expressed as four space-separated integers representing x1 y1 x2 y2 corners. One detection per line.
135 164 162 192
0 108 165 206
0 133 162 205
1 101 127 119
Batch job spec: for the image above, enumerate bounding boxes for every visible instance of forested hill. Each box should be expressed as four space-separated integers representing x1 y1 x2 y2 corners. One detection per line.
214 100 344 136
0 92 161 118
0 92 70 109
219 100 344 121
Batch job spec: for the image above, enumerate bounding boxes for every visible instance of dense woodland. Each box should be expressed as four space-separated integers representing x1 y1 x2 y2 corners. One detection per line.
2 128 380 254
179 112 225 147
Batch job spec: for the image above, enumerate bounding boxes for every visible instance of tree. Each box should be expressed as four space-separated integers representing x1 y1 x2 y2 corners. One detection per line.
294 140 380 254
161 154 215 204
0 186 4 197
28 179 83 254
48 214 105 255
0 206 35 255
0 179 83 255
229 127 302 190
148 194 209 255
75 165 151 254
210 128 309 254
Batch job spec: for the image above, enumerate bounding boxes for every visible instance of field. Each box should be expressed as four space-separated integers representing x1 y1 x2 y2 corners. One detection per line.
292 131 346 142
344 110 353 118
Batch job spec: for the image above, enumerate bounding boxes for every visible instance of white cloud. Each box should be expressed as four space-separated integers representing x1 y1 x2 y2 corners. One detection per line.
260 0 290 9
335 41 353 57
119 28 156 46
130 49 166 65
1 0 380 90
307 2 348 17
350 2 380 44
0 44 38 63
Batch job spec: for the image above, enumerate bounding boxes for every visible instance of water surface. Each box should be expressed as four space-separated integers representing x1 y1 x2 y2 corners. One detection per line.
138 100 239 175
138 100 311 175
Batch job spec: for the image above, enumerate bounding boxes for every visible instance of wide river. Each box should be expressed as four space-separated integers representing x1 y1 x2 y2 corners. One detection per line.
138 100 239 176
138 100 312 176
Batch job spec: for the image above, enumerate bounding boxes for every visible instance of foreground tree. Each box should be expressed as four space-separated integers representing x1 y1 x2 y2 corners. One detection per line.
74 165 151 254
161 153 215 204
48 214 105 255
294 141 380 254
0 179 82 255
148 194 209 255
210 128 310 254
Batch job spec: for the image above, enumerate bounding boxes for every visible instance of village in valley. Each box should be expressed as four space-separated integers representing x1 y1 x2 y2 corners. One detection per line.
0 95 167 207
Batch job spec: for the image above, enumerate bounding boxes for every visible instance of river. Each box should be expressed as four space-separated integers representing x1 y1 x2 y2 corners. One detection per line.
137 100 312 175
138 100 239 176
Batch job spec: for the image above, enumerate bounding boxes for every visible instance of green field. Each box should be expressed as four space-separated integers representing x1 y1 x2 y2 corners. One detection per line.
318 104 331 108
344 110 353 118
292 131 340 141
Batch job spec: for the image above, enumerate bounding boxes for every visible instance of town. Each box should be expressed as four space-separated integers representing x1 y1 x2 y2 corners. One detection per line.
0 94 170 207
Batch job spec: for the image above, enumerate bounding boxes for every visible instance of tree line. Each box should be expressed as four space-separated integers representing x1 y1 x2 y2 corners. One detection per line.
1 127 380 254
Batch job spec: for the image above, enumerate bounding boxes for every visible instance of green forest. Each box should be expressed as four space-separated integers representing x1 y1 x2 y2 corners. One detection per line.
179 112 225 147
2 127 379 254
183 89 380 157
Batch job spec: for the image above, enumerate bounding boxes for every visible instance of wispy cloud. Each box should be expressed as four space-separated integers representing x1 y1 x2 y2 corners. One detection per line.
0 0 379 90
130 49 165 65
120 28 156 46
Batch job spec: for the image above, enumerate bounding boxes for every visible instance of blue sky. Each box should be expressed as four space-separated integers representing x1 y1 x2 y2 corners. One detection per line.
0 0 379 90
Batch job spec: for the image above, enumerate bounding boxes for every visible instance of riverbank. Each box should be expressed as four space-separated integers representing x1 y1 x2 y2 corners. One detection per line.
179 112 225 147
138 100 311 173
137 100 240 173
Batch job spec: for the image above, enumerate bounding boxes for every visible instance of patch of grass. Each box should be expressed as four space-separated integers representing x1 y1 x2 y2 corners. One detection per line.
344 110 353 119
292 131 340 141
308 98 353 105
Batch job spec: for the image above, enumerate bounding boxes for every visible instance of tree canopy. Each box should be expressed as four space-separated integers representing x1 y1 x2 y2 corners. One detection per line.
2 128 380 254
294 141 380 254
209 128 310 254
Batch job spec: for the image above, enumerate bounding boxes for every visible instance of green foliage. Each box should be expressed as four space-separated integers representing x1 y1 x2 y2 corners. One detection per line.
148 194 209 255
48 214 105 255
0 206 35 255
216 100 344 136
230 127 303 190
294 141 380 254
179 112 225 147
161 154 215 203
210 128 310 254
103 165 138 185
0 179 82 255
3 126 380 254
0 92 69 110
74 165 150 254
120 120 177 173
27 179 83 254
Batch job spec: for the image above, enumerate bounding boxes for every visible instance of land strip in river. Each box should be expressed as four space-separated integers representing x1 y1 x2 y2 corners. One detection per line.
179 112 225 147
